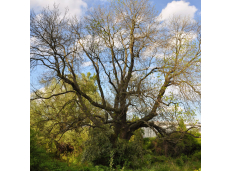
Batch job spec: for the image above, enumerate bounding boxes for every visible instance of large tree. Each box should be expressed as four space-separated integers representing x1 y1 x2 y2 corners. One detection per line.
30 0 201 144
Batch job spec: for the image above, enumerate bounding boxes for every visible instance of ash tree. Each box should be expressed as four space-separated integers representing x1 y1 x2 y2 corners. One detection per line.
30 0 201 145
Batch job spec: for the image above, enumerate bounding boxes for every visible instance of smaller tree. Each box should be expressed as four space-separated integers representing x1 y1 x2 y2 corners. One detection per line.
30 72 101 153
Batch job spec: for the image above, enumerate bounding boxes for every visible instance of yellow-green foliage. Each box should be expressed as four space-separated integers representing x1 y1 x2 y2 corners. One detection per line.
30 72 102 157
30 129 80 171
194 169 201 171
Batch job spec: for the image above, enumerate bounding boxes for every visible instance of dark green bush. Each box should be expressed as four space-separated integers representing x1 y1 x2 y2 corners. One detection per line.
152 155 168 163
81 125 113 166
82 126 145 168
192 151 201 161
142 153 155 166
78 166 92 171
176 158 184 167
151 133 201 157
30 129 50 171
143 137 156 150
175 134 201 156
154 165 171 171
180 154 188 163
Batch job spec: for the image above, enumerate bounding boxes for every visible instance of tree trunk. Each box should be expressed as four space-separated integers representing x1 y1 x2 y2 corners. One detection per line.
110 122 133 148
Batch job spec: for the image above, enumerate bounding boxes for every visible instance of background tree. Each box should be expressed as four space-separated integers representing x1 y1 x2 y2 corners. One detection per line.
30 72 100 141
30 0 201 146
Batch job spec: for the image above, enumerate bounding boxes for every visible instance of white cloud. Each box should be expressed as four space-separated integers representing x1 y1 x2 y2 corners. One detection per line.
30 0 87 18
165 85 180 96
159 1 197 21
163 105 184 113
30 36 37 46
141 30 197 60
82 61 92 67
167 31 198 47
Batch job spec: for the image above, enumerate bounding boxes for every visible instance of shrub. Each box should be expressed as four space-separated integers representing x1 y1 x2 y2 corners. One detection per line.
175 158 184 167
82 126 145 168
153 164 171 171
30 129 51 171
151 133 201 157
142 153 155 166
152 155 168 163
180 154 188 163
192 151 201 161
143 137 156 150
30 129 79 171
194 169 201 171
82 125 113 166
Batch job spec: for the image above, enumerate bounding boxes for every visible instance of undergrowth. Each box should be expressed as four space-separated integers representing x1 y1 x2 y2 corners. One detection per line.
31 128 201 171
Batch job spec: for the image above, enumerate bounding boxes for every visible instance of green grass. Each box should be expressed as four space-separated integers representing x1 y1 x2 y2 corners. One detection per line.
73 157 201 171
135 160 201 171
31 149 201 171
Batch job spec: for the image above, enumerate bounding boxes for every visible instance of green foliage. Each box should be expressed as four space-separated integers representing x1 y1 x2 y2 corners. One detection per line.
152 155 168 163
176 158 184 167
30 72 101 165
30 129 79 171
31 127 201 171
114 134 145 168
30 72 102 141
153 133 201 157
143 137 156 151
178 119 187 132
30 129 50 171
191 151 201 161
181 154 189 163
82 125 114 166
153 165 170 171
145 121 201 158
82 126 146 169
194 168 201 171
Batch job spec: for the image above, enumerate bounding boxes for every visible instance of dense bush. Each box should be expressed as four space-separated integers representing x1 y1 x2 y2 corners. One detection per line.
31 126 201 171
175 158 184 167
152 155 168 163
143 137 156 151
30 129 79 171
81 126 113 166
149 132 201 157
82 125 146 168
191 151 201 161
31 129 50 171
181 154 189 163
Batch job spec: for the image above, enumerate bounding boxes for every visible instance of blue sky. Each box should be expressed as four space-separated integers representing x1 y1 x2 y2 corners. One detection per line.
30 0 201 21
30 0 201 83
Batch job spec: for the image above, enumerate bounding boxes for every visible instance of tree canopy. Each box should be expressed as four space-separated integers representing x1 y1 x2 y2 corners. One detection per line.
30 0 201 143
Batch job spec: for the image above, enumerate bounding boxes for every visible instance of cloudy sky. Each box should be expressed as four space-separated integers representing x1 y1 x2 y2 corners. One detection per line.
30 0 201 21
30 0 201 83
